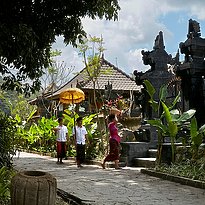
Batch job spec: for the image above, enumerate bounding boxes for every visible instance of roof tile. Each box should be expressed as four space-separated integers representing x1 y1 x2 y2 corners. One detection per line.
47 57 142 99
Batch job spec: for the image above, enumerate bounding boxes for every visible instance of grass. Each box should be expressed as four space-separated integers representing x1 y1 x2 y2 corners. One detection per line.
155 159 205 182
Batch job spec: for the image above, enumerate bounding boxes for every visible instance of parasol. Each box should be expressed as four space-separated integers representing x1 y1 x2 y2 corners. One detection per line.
59 88 85 104
59 87 85 138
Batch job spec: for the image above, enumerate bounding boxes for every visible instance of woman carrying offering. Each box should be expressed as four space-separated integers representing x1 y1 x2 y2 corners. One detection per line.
102 114 121 169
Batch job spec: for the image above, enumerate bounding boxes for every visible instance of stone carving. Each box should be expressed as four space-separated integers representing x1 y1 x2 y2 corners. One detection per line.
176 19 205 126
187 19 201 38
135 31 176 120
134 31 179 148
141 31 173 72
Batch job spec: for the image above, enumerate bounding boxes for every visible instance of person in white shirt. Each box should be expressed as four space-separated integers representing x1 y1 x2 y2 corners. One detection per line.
72 117 88 168
53 117 68 164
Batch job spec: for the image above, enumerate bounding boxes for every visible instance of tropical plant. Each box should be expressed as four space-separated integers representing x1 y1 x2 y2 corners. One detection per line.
14 112 58 153
0 91 41 156
32 117 58 152
0 113 17 168
190 117 205 159
144 80 196 163
13 106 38 151
0 166 15 205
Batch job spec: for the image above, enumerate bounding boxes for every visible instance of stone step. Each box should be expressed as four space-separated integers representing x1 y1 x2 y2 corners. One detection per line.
133 157 156 168
148 149 157 158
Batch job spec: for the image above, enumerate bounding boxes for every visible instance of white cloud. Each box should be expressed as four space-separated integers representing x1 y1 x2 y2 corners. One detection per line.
53 0 205 77
127 48 149 73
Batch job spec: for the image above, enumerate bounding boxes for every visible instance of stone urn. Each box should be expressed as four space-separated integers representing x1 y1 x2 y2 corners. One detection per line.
11 170 57 205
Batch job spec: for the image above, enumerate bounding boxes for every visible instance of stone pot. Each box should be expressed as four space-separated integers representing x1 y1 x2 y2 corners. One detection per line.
11 170 57 205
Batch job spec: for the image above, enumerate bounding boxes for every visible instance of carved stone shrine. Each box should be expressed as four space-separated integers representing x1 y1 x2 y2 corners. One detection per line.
134 31 178 147
176 19 205 126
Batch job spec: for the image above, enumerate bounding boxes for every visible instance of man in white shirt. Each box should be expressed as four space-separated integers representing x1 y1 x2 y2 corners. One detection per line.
72 117 88 168
53 117 68 164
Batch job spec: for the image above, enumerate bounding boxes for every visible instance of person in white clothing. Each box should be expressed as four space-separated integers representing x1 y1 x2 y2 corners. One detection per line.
72 116 88 168
53 117 68 164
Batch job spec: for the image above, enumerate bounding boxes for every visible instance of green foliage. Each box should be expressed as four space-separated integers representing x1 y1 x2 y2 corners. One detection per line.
144 80 156 99
0 1 120 94
10 94 37 122
0 113 17 168
143 80 158 112
144 79 196 163
0 166 15 204
190 117 205 159
0 91 37 166
16 116 58 152
32 117 58 152
63 109 80 137
63 110 100 159
83 114 100 159
156 158 205 181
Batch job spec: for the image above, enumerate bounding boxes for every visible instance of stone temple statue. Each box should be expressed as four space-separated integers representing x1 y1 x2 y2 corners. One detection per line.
177 19 205 126
141 31 172 72
135 31 178 120
134 31 180 148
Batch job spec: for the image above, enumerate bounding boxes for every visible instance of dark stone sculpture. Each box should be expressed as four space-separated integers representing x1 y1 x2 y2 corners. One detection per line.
176 19 205 126
141 31 173 72
134 31 176 120
134 31 179 148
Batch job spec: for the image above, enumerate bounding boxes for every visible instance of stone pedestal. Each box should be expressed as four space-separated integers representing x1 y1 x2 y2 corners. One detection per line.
149 126 158 148
120 142 149 166
137 123 158 148
161 143 183 165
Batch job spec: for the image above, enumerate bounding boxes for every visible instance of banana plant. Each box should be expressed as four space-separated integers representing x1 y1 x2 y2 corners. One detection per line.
144 80 196 163
32 117 58 152
190 117 205 159
161 102 195 162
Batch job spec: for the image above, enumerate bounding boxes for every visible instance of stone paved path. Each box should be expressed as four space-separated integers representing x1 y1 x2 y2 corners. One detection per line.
13 152 205 205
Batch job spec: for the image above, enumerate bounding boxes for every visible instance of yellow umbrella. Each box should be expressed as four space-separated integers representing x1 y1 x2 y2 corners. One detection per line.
59 88 85 136
59 88 85 104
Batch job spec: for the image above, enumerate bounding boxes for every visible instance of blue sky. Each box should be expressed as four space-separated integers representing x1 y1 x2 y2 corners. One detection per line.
53 0 205 76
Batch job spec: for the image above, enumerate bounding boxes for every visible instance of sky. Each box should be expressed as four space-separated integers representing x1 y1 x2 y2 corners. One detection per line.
52 0 205 77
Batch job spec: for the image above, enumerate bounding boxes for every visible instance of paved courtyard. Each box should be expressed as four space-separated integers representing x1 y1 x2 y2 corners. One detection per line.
13 152 205 205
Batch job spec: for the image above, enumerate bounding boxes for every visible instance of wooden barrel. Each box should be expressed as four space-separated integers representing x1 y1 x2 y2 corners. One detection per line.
11 170 57 205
